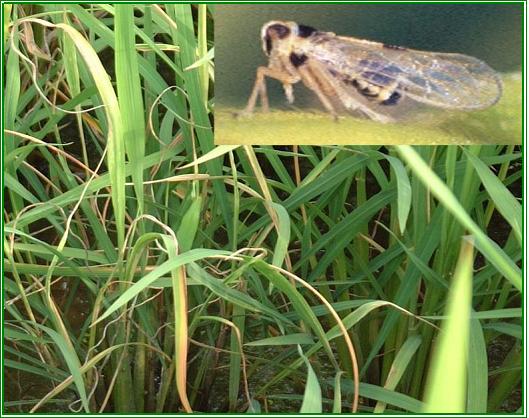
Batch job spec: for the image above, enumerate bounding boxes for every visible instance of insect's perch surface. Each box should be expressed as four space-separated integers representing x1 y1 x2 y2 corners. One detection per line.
240 20 502 123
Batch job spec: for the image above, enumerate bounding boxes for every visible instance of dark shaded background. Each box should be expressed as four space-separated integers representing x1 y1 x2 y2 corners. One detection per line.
216 4 522 108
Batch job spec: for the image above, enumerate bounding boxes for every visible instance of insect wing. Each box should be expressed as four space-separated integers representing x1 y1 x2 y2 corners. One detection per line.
304 35 502 110
393 50 502 110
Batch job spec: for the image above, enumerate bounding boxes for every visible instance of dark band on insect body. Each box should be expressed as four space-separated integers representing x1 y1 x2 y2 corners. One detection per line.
297 24 317 38
350 79 378 97
360 87 380 97
381 91 401 105
350 78 402 105
290 52 308 68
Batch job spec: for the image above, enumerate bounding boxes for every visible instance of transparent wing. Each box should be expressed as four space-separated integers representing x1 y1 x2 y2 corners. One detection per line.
303 34 503 110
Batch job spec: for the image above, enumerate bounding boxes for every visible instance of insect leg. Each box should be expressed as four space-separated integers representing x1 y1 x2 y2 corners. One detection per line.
283 84 294 104
241 66 300 115
296 66 338 119
346 96 394 123
307 60 394 123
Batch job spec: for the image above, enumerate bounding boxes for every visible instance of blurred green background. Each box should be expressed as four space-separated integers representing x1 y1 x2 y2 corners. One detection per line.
216 4 522 108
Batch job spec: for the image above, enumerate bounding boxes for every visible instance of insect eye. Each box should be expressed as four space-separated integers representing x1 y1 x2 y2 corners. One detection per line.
266 24 291 39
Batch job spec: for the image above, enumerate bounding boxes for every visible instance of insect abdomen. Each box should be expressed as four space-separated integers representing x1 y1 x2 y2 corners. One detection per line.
350 78 402 105
381 91 401 105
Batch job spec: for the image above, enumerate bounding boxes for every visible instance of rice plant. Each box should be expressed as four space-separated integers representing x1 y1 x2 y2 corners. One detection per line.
3 4 522 413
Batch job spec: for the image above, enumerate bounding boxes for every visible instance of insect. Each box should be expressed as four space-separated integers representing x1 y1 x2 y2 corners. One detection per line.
239 20 503 123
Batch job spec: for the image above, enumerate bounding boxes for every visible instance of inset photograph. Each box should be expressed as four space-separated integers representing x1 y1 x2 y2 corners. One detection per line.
215 4 522 145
